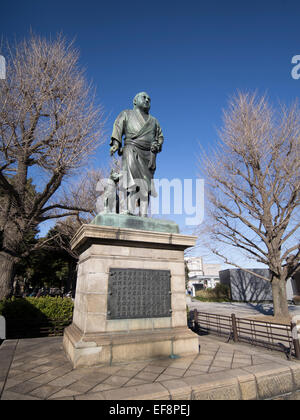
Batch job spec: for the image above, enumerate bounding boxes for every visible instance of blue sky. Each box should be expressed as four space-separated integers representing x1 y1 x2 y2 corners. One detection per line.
1 0 300 265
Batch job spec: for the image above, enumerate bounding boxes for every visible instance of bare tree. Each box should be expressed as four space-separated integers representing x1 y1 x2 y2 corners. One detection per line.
48 167 107 256
199 92 300 318
0 34 105 299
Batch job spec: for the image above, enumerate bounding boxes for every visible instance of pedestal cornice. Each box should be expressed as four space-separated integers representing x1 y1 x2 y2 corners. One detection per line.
71 224 197 253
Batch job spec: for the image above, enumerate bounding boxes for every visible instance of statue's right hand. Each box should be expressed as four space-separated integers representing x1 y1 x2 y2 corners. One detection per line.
110 144 118 156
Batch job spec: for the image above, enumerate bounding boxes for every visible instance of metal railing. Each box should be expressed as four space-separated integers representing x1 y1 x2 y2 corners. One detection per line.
189 309 300 360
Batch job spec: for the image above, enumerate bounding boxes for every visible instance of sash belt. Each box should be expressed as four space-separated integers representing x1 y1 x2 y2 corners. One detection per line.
124 138 151 151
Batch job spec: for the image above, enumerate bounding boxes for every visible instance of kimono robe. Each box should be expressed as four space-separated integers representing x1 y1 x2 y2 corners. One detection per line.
110 109 164 197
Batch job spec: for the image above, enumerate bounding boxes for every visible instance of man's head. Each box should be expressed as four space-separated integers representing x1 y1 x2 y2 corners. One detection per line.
133 92 151 113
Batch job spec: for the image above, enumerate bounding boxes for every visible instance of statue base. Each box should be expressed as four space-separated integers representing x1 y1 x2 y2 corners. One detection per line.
90 212 180 234
63 223 199 368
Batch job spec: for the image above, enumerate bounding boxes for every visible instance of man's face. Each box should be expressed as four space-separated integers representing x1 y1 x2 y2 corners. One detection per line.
135 92 151 112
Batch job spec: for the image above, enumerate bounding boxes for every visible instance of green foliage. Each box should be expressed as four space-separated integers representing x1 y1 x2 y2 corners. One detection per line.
0 296 74 321
194 283 231 302
293 296 300 305
16 246 70 289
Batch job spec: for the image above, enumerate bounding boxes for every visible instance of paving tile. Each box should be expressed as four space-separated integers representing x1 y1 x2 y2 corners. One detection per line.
80 372 111 386
211 361 232 368
114 368 141 378
7 380 42 395
7 369 25 378
1 390 41 400
75 391 105 400
193 357 215 364
148 359 173 367
125 361 150 370
47 365 74 377
233 355 252 362
209 366 228 373
123 378 149 387
23 358 53 369
48 388 81 399
30 364 58 374
168 361 194 369
102 375 131 387
232 362 251 369
155 374 179 382
8 371 40 383
33 372 63 385
4 378 29 390
101 382 170 400
47 374 77 388
66 381 96 394
134 371 160 381
29 384 64 399
251 357 270 365
10 361 26 369
143 365 166 374
0 368 8 382
93 366 122 375
185 365 208 374
163 367 186 377
0 380 5 393
87 382 117 393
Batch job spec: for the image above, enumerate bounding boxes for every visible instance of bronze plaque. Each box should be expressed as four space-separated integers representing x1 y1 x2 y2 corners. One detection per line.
107 268 171 319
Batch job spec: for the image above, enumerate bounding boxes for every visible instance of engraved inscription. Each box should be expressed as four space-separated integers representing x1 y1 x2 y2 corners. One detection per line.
107 268 171 319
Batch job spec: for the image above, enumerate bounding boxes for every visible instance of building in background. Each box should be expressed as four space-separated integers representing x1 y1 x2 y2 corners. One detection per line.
219 268 300 303
185 257 221 296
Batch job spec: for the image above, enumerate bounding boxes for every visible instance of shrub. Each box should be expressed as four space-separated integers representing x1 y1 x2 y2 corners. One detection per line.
0 296 74 321
293 296 300 306
195 283 231 302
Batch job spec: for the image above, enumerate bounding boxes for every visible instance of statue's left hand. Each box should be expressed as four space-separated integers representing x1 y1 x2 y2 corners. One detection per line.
150 142 160 153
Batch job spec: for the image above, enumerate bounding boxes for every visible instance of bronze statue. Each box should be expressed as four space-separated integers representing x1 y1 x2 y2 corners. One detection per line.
110 92 164 217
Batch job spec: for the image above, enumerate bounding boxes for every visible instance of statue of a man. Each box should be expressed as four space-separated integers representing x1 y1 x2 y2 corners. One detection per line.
110 92 164 217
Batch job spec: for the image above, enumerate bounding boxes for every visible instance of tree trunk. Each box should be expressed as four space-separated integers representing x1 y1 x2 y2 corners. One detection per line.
0 251 16 300
271 276 289 318
66 258 77 293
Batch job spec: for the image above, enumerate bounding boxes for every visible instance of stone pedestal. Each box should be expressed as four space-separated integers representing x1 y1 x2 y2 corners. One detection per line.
63 223 199 368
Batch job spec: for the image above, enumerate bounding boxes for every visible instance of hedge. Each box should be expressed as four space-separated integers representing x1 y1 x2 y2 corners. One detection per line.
0 296 74 322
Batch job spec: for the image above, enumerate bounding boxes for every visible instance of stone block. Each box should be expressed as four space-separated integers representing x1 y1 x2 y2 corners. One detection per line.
237 373 258 400
243 364 294 400
184 373 241 400
84 273 108 294
171 292 187 311
152 317 172 329
160 379 192 400
170 275 185 293
84 313 107 333
112 340 172 363
172 310 189 328
84 293 107 314
172 336 199 356
289 364 300 388
106 319 129 332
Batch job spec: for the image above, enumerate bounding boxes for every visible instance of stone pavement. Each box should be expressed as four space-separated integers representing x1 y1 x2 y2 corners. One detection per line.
1 335 300 400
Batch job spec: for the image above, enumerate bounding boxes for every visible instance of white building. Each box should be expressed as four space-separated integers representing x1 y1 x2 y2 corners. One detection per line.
185 257 221 296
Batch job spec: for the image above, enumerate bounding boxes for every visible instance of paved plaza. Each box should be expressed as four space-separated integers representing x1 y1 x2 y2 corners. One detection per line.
1 334 300 400
1 299 300 400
